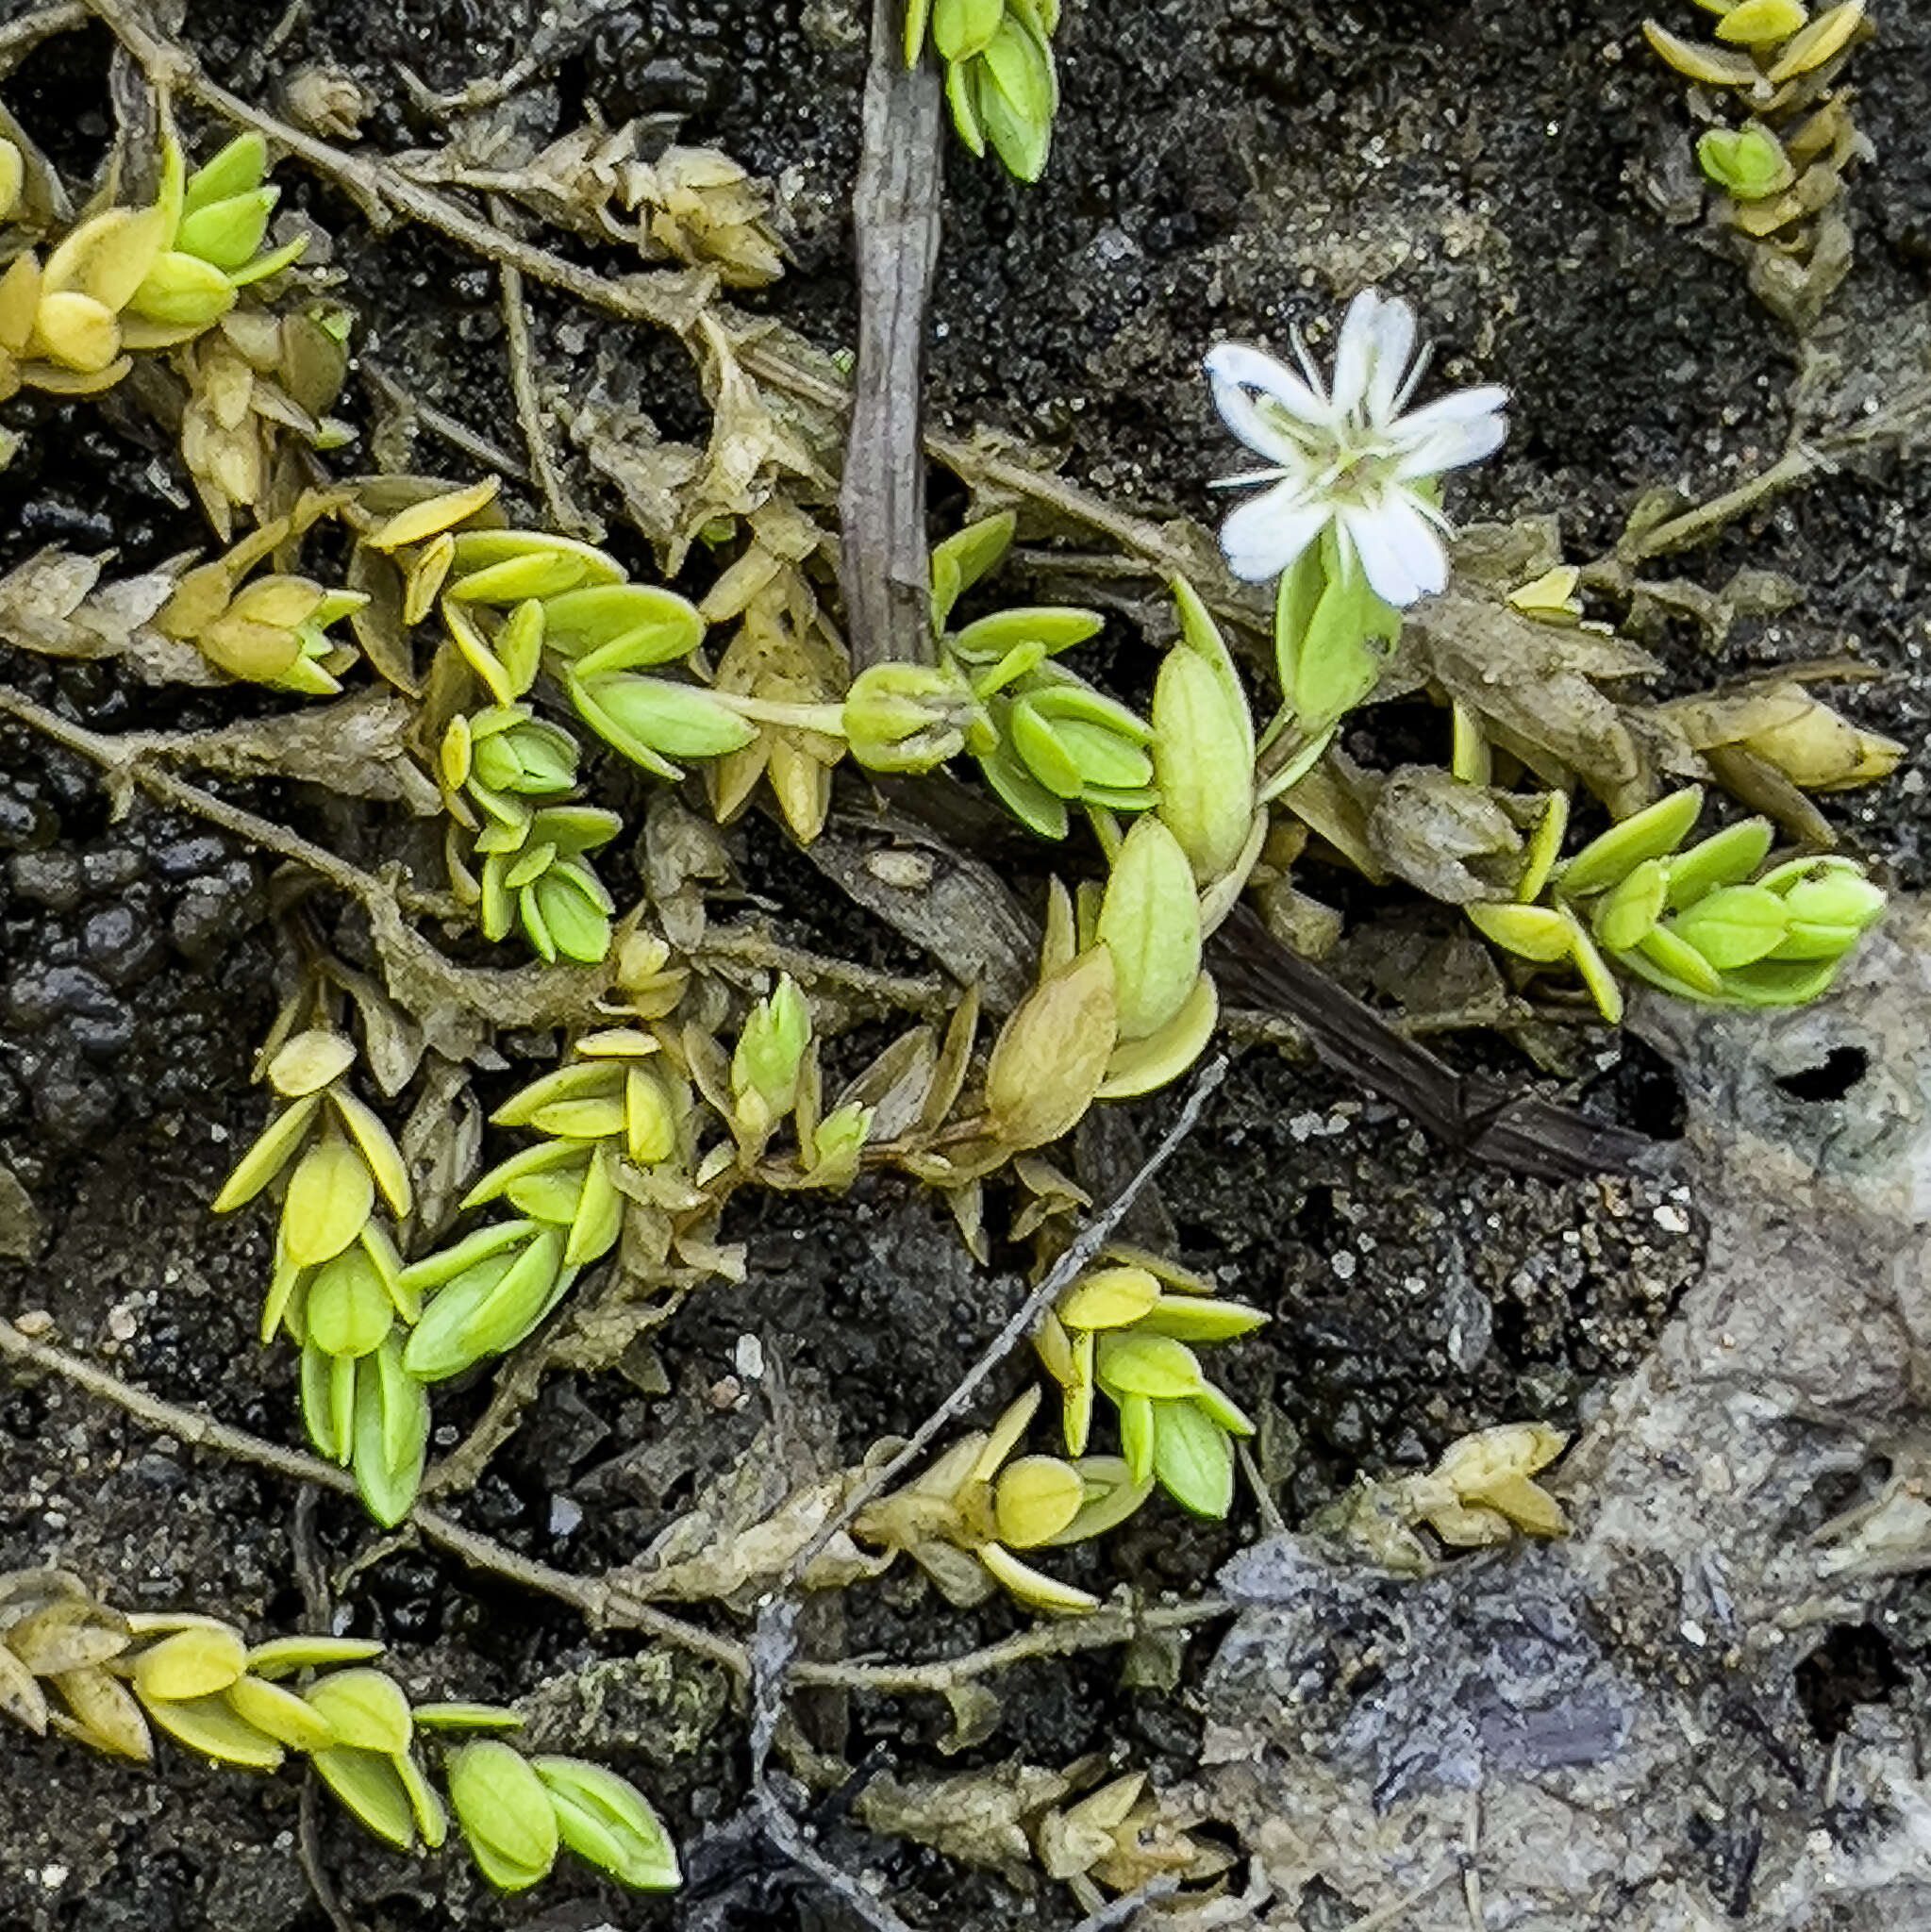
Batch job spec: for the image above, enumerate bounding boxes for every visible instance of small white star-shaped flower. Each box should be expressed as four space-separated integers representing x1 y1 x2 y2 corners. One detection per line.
1205 289 1508 608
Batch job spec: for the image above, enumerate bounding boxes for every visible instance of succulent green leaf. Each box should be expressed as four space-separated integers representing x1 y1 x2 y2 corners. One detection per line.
1557 787 1704 897
352 1337 428 1528
1152 644 1255 884
1095 816 1203 1041
311 1745 418 1851
1095 1331 1205 1401
448 1740 561 1892
1591 858 1669 954
930 516 1014 632
1152 1399 1235 1518
1666 884 1790 969
181 135 269 219
1663 818 1775 908
571 673 757 760
932 0 1006 62
302 1668 414 1756
306 1246 395 1358
211 1091 322 1213
282 1133 375 1268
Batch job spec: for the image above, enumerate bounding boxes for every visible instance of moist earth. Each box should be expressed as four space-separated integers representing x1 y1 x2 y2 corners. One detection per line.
1 1 1927 1927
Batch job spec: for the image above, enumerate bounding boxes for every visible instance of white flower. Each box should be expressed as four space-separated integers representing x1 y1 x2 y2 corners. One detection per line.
1204 289 1508 608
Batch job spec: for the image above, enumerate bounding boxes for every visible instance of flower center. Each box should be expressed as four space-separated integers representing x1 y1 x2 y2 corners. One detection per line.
1257 398 1400 507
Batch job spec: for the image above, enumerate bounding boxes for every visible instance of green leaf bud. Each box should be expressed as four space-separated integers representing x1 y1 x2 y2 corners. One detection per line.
533 1757 681 1890
930 514 1014 631
985 944 1119 1149
1697 124 1796 201
448 1740 561 1892
1152 641 1256 884
471 712 577 796
731 974 811 1136
809 1102 872 1186
843 661 984 773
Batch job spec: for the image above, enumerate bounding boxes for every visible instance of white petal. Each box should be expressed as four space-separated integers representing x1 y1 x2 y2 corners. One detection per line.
1340 496 1448 608
1363 296 1418 424
1390 386 1510 475
1329 290 1382 419
1205 342 1330 465
1219 483 1332 584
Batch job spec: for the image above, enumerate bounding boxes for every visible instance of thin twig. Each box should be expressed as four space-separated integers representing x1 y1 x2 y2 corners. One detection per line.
492 199 598 540
87 0 708 335
0 682 408 905
0 682 624 1032
757 1791 922 1932
298 1776 363 1932
0 1312 750 1678
786 1054 1228 1586
787 1596 1231 1696
360 359 527 480
0 1312 1230 1695
1614 445 1820 563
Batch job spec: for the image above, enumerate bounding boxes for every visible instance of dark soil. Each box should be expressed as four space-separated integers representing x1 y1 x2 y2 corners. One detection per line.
1 0 1926 1927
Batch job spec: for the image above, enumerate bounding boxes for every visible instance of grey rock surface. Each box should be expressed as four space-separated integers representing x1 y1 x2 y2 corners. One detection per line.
1194 899 1931 1930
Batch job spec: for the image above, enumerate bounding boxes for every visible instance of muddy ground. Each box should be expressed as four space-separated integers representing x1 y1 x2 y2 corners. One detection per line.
1 0 1928 1927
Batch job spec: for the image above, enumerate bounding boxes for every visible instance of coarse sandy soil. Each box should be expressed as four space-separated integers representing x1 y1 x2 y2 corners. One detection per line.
0 1 1927 1927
